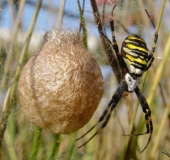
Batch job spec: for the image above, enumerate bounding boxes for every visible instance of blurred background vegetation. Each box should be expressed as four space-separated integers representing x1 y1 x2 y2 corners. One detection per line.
0 0 170 159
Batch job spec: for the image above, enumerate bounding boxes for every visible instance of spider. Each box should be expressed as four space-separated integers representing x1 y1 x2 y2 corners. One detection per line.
76 5 158 153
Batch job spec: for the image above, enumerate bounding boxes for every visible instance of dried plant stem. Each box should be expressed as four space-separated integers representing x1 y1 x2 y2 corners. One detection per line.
121 102 139 159
148 34 170 158
77 0 88 48
89 0 122 83
154 1 166 36
0 0 26 91
150 103 169 159
147 0 167 106
0 0 42 148
56 0 66 30
8 0 17 25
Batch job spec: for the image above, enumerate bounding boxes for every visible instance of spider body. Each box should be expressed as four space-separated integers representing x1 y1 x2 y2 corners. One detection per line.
77 5 158 153
121 34 150 77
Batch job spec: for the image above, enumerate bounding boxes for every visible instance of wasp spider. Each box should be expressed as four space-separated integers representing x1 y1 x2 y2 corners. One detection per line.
77 5 158 153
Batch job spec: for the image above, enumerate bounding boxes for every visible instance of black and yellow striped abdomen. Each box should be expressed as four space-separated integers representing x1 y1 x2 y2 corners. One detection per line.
121 34 149 77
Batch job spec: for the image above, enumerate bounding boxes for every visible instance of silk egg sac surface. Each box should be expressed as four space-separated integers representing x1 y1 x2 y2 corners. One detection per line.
18 30 104 134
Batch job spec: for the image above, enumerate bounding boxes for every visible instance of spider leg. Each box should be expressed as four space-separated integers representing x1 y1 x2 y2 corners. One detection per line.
145 9 158 70
110 5 119 54
145 9 155 29
135 86 153 152
145 56 154 71
109 7 129 76
122 86 152 152
145 31 158 71
150 32 158 56
162 151 170 157
76 81 126 148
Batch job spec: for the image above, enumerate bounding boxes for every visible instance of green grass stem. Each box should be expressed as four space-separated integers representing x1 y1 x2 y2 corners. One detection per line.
49 134 60 160
28 126 42 160
4 128 18 160
77 0 88 49
66 132 77 160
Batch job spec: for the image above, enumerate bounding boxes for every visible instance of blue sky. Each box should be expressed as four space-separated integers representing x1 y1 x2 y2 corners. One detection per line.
1 0 169 51
0 0 94 35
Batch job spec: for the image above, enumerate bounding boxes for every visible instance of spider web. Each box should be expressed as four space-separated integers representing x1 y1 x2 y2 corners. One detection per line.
0 0 169 160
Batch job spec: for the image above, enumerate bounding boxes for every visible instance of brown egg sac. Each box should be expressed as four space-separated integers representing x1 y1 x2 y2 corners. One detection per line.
18 30 104 134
